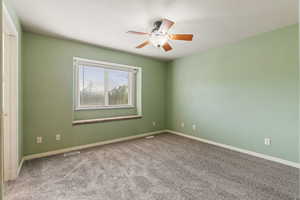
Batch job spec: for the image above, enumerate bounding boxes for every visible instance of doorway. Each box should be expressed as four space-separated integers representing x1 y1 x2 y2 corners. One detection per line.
2 4 20 181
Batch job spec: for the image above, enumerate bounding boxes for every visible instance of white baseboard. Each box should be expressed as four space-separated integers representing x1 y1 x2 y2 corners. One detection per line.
23 130 165 161
17 158 25 176
4 158 23 181
21 129 300 169
166 130 300 169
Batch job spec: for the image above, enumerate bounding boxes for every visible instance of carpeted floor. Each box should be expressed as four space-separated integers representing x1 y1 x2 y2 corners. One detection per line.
5 133 299 200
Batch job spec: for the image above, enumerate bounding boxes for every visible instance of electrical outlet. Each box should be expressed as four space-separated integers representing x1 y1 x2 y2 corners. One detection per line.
264 138 271 146
152 121 156 127
181 122 185 128
192 124 196 131
56 134 61 141
36 136 42 144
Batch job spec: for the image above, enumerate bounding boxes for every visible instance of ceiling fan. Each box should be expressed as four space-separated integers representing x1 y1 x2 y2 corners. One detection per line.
127 18 193 52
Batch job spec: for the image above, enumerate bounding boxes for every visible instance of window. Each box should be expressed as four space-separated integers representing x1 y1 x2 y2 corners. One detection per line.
74 58 138 110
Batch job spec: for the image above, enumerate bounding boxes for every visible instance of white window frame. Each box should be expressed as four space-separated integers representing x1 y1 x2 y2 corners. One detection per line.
74 57 139 110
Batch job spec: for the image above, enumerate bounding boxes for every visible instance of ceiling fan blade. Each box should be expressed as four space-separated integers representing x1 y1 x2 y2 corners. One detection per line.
159 18 175 33
169 34 193 41
162 43 172 52
136 40 150 48
127 31 149 35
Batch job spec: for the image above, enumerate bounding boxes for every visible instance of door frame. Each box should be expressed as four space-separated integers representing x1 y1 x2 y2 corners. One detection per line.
2 3 19 181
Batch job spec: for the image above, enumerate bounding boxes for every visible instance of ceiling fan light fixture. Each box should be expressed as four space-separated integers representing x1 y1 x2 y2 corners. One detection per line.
149 32 169 48
127 18 193 52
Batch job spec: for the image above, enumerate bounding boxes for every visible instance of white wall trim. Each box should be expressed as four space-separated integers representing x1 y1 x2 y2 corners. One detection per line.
73 57 140 70
72 115 142 125
167 130 300 169
2 2 20 181
21 129 299 170
23 130 165 161
17 158 24 177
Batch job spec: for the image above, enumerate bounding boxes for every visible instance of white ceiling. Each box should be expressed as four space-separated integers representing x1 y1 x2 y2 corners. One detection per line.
11 0 298 61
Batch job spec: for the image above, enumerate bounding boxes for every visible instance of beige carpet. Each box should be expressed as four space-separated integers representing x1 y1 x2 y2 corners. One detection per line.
5 133 299 200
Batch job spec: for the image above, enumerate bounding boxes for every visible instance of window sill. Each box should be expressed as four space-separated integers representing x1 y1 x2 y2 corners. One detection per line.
72 115 142 125
75 105 135 111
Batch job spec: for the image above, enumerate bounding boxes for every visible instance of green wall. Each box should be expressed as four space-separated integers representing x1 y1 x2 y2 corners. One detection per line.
23 25 299 163
22 32 167 155
167 24 299 163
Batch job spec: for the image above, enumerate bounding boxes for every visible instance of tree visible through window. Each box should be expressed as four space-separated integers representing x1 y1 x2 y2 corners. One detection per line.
79 66 105 106
108 69 129 105
75 58 137 110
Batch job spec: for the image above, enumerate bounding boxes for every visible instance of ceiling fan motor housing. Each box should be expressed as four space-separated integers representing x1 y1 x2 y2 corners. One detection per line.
150 20 168 48
152 20 163 33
